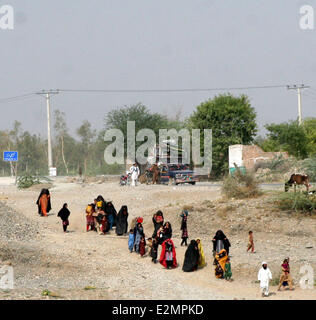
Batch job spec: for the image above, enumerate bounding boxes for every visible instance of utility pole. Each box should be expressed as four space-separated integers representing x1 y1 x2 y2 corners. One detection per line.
287 84 309 125
36 89 59 174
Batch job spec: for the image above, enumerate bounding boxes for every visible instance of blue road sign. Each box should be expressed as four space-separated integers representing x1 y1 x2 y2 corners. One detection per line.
3 151 18 162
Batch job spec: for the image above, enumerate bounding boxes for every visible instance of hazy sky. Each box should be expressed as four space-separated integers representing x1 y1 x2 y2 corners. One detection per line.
0 0 315 139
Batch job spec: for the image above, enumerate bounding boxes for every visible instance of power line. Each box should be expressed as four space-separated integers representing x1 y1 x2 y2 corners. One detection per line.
302 92 316 101
0 84 301 104
0 93 36 104
305 88 316 98
58 84 288 94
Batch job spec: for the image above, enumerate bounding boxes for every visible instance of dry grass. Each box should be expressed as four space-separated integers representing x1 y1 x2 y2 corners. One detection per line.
222 167 262 199
217 205 236 220
202 200 215 208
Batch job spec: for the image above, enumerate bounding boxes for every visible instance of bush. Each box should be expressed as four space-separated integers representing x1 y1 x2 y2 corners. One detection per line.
221 167 262 199
300 156 316 182
17 174 41 189
274 192 316 213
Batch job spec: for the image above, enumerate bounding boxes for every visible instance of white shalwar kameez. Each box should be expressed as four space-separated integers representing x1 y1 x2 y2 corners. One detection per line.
258 264 272 297
130 165 140 186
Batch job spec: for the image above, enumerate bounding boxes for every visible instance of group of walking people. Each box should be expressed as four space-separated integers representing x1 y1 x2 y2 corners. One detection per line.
85 195 129 236
127 208 228 277
128 210 178 269
36 188 296 296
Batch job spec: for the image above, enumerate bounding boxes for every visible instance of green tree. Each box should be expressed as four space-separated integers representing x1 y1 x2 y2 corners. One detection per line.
0 130 13 176
76 120 96 174
188 94 257 177
263 120 308 159
303 118 316 156
0 122 23 177
54 110 70 174
104 103 176 158
17 131 47 175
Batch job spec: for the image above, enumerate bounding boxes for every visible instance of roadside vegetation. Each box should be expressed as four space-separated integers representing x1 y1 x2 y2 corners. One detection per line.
221 166 262 199
273 192 316 213
1 97 316 181
255 155 316 183
17 174 52 189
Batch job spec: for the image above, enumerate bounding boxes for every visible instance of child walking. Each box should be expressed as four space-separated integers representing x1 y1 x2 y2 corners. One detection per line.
85 203 95 232
278 258 294 291
57 203 70 233
180 210 189 246
139 236 146 257
150 238 158 263
224 257 232 280
247 231 255 253
165 241 174 269
128 229 135 253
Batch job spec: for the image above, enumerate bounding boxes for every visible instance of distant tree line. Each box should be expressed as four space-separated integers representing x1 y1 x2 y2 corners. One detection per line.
1 94 315 178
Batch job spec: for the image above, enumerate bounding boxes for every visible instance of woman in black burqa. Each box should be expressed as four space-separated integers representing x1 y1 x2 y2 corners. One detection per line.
57 203 70 233
182 240 200 272
180 210 189 246
212 230 231 255
105 201 117 230
115 205 128 236
36 188 51 216
152 210 164 239
162 221 172 241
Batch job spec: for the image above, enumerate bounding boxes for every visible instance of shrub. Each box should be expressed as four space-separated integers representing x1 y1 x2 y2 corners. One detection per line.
41 289 52 296
221 167 262 199
84 286 96 290
17 174 41 189
274 192 316 213
300 156 316 182
41 289 61 298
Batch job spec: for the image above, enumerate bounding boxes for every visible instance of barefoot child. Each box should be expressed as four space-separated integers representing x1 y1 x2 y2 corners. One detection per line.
139 236 146 257
85 203 95 232
128 229 135 253
278 258 294 291
247 231 255 253
224 257 232 280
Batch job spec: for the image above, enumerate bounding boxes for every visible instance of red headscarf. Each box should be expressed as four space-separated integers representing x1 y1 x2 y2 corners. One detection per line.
137 217 143 224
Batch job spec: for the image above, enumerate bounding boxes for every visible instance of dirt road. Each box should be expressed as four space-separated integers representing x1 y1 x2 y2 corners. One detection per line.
0 179 315 300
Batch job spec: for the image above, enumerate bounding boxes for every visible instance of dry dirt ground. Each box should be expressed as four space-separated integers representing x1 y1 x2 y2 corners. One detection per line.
0 177 315 300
